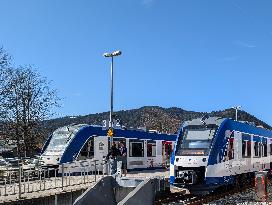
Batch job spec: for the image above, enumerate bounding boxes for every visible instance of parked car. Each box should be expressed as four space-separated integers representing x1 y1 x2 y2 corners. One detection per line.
0 159 9 178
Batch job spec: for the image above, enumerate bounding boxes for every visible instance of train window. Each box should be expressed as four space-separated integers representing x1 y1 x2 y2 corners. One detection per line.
263 138 267 157
242 140 246 157
112 138 126 145
129 140 144 157
224 135 234 161
259 142 262 157
47 129 71 152
270 144 272 155
242 134 251 158
108 138 126 152
78 138 94 159
254 142 261 157
242 140 251 158
265 145 268 157
247 141 251 157
147 141 156 157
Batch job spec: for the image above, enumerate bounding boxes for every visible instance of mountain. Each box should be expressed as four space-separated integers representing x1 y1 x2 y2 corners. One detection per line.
42 106 272 140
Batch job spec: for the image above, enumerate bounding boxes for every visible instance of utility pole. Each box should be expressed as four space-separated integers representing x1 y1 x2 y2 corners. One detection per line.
103 50 122 147
232 106 242 121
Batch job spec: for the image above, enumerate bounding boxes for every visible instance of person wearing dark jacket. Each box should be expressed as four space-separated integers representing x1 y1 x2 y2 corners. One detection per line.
106 142 120 174
118 142 127 176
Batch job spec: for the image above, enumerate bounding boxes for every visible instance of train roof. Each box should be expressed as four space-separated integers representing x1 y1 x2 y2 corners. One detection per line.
183 116 225 127
180 116 272 138
50 124 176 140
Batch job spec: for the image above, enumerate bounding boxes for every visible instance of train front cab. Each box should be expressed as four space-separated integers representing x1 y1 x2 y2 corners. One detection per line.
171 117 272 194
170 121 219 193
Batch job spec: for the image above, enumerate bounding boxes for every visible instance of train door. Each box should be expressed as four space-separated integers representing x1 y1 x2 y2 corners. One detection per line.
111 137 127 166
233 131 242 173
261 137 268 170
241 134 252 173
253 135 261 171
94 136 109 161
224 130 234 174
127 139 146 169
147 140 156 167
162 141 173 167
269 139 272 170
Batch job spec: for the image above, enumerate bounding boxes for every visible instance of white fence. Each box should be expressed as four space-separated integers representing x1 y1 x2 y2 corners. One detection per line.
0 160 109 200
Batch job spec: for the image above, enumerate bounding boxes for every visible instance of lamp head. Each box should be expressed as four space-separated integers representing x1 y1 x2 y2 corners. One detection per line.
103 50 122 57
112 50 122 56
103 53 112 57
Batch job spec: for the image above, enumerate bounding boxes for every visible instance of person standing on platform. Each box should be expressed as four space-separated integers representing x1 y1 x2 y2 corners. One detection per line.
118 141 127 176
107 141 120 175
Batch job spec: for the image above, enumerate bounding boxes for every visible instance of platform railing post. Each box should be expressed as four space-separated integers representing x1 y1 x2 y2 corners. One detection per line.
18 166 22 199
4 178 7 196
68 171 71 186
27 171 30 193
83 167 86 184
102 161 105 177
43 169 46 190
61 164 64 190
94 161 97 182
23 171 26 193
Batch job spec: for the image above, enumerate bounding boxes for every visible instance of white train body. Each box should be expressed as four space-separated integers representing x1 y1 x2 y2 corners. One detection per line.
170 117 272 193
40 124 176 172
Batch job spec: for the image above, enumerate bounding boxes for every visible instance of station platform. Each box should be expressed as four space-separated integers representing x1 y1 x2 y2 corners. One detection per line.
125 168 169 179
0 168 169 204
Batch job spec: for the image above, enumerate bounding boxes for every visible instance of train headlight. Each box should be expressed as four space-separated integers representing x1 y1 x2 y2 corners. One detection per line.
202 158 206 162
176 158 179 162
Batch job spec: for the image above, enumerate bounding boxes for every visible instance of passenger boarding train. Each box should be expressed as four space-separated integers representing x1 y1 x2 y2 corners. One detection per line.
170 116 272 194
40 124 176 171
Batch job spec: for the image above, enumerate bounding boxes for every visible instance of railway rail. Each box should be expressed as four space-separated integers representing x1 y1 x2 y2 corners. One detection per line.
155 177 265 205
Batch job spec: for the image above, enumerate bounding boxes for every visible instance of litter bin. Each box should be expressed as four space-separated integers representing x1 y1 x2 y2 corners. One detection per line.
255 171 268 202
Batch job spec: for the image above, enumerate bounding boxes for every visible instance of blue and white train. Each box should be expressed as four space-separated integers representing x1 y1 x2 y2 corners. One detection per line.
40 124 176 171
170 116 272 194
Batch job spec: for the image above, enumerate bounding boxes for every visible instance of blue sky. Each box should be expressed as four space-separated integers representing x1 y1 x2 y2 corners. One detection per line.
0 0 272 124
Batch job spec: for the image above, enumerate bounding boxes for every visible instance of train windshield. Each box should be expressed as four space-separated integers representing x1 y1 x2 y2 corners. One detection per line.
177 126 216 156
46 129 71 152
45 125 85 153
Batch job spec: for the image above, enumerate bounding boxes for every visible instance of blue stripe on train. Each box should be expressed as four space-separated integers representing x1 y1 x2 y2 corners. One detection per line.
205 176 235 185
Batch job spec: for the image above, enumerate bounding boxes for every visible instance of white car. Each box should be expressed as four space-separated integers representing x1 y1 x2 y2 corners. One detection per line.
0 159 9 177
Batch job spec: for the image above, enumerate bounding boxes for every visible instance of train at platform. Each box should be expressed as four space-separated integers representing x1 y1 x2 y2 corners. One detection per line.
40 124 176 171
170 116 272 194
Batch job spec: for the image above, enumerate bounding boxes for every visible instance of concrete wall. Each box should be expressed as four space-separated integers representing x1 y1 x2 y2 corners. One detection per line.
115 187 135 203
118 178 159 205
1 189 86 205
73 176 117 205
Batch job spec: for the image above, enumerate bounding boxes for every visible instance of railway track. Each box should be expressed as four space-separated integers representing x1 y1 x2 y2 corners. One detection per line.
155 178 262 205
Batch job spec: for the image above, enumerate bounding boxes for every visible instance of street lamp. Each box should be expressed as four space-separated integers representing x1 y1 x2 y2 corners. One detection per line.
231 106 242 121
103 50 122 147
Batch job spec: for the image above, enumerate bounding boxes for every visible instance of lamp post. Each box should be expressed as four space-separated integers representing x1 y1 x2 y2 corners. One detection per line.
231 106 242 121
103 50 122 147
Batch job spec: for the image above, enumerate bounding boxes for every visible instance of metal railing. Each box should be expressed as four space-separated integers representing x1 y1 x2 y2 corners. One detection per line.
0 159 109 200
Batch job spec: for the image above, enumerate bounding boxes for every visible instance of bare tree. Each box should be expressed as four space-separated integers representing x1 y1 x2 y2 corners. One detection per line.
0 47 10 69
0 48 12 141
0 65 60 156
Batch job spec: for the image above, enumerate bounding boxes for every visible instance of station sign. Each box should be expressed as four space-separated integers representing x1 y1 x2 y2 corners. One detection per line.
102 119 122 130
